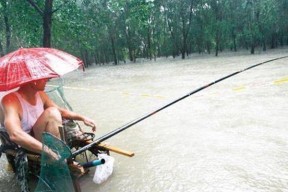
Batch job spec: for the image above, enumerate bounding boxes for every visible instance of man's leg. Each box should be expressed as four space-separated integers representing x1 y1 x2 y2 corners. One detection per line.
32 107 62 141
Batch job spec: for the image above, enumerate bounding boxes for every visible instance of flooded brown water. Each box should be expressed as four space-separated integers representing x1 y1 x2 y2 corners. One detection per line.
1 48 288 192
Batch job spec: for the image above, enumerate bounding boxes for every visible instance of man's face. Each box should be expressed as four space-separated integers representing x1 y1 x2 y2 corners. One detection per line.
31 78 49 91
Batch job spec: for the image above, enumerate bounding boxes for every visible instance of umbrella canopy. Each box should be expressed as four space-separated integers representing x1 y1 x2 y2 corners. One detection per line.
0 47 84 91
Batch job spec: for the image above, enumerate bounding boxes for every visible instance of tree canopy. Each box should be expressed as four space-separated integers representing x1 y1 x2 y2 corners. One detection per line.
0 0 287 65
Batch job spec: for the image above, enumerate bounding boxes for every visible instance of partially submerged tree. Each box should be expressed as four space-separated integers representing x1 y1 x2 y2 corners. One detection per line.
26 0 69 47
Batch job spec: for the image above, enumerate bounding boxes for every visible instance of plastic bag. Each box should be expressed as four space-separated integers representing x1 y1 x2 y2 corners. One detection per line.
93 153 115 184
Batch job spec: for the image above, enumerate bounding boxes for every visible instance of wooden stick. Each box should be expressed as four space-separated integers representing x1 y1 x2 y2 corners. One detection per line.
98 143 134 157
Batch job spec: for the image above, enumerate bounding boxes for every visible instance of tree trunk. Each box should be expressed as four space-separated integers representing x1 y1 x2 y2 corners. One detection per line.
172 36 178 58
181 17 186 59
233 37 237 52
128 46 133 62
215 31 220 56
42 0 53 47
270 33 278 49
279 32 284 46
4 15 10 52
2 0 11 53
93 54 98 65
0 41 4 56
232 31 237 52
250 38 255 54
147 28 152 60
110 32 118 65
180 0 193 59
262 39 266 51
206 42 211 54
125 28 134 62
80 49 88 68
215 43 219 56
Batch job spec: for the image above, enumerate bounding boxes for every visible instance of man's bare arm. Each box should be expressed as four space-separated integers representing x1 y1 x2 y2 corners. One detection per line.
2 94 43 154
40 91 96 131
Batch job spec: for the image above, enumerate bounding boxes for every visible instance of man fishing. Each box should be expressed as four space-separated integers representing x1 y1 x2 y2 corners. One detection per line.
1 78 96 159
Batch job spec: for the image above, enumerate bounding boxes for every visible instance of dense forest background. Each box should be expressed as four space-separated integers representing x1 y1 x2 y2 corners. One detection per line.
0 0 287 66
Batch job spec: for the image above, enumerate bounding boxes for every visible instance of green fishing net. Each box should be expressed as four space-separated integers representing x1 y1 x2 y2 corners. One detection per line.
45 78 73 111
34 133 75 192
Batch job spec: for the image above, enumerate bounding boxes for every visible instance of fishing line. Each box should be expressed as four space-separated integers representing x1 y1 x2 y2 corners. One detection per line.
72 55 288 157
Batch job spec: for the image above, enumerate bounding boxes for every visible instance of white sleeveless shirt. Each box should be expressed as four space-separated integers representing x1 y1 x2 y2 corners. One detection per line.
15 92 44 133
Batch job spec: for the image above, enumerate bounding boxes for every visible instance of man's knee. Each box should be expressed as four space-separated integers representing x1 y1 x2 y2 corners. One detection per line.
44 107 61 120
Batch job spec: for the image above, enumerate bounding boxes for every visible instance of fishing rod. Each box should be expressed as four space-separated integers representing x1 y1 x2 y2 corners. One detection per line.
72 55 288 157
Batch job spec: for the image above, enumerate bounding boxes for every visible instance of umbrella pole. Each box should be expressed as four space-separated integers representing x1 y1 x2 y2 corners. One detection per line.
72 55 288 157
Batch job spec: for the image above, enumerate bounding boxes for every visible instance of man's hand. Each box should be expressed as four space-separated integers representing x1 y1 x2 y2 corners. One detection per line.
83 117 96 132
43 145 60 161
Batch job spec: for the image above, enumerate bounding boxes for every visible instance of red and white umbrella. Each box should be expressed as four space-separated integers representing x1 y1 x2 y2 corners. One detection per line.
0 47 84 91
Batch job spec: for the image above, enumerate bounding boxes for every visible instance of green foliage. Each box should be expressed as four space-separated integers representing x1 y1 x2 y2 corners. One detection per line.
0 0 287 62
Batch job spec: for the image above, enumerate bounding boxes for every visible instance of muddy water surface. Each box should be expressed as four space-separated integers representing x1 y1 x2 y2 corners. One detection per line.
1 49 288 192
